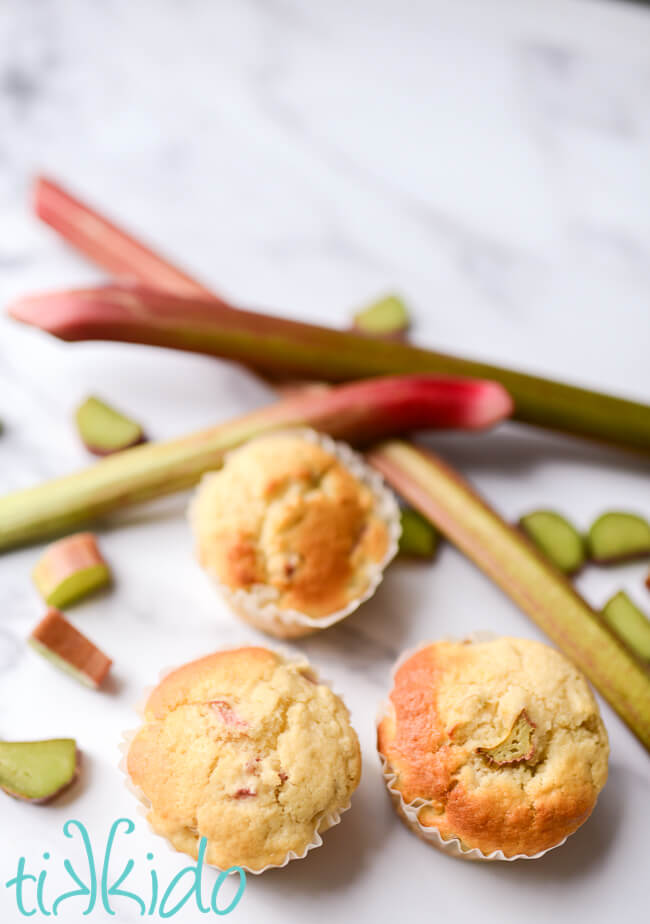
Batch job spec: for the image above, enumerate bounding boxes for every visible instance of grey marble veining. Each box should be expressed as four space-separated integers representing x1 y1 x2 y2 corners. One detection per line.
1 2 649 922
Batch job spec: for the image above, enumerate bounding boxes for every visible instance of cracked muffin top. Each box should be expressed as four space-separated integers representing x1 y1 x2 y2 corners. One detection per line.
190 432 392 619
377 637 609 858
127 647 362 871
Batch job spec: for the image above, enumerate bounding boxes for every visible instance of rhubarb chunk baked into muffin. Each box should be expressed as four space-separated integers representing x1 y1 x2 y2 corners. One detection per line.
377 637 608 860
126 647 361 872
189 430 399 637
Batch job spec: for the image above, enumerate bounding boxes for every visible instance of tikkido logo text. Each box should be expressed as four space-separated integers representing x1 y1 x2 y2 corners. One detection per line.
4 818 246 918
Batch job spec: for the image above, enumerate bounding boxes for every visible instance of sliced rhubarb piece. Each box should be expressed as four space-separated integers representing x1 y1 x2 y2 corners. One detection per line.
518 510 586 576
476 710 536 766
32 532 111 608
9 281 650 453
587 512 650 564
29 609 112 688
398 508 439 559
0 374 511 551
353 294 410 337
602 591 650 663
75 396 145 455
367 440 650 752
210 701 248 730
0 739 79 803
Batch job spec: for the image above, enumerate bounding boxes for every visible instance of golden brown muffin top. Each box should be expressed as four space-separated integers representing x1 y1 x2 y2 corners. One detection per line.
377 637 609 858
127 647 361 871
190 433 392 618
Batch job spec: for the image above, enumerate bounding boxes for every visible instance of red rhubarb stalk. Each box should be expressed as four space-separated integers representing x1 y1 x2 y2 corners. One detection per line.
0 375 510 550
29 177 650 452
34 176 215 298
11 280 650 454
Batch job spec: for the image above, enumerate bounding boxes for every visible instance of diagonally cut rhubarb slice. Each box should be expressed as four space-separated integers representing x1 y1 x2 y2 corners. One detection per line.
518 510 586 576
0 739 79 803
0 375 511 551
602 592 650 664
353 294 410 337
32 532 111 607
398 508 439 558
29 609 112 688
587 512 650 564
76 396 145 455
366 440 650 752
10 282 650 453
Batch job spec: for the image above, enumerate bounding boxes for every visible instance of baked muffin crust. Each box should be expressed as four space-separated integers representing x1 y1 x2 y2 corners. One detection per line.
191 433 391 618
127 647 361 871
377 637 609 858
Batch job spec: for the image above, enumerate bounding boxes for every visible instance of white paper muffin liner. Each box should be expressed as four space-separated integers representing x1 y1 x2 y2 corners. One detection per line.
377 635 568 862
188 427 401 639
119 646 355 874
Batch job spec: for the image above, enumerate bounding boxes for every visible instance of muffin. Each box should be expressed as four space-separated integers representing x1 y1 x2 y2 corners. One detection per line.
377 637 609 860
189 429 399 638
126 647 362 872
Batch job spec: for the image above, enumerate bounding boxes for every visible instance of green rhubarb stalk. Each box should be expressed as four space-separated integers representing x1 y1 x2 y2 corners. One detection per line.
366 440 650 751
9 283 650 453
0 374 511 550
601 592 650 664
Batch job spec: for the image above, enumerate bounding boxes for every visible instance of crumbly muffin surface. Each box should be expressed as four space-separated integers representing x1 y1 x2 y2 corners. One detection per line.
377 637 609 858
127 647 361 871
190 433 391 618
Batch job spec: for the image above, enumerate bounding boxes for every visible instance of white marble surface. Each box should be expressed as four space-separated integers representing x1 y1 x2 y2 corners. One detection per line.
1 0 649 921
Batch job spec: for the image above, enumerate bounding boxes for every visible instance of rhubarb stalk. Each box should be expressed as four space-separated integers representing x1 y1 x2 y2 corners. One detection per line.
28 177 650 451
34 176 215 298
11 282 650 453
367 440 650 751
0 375 511 550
